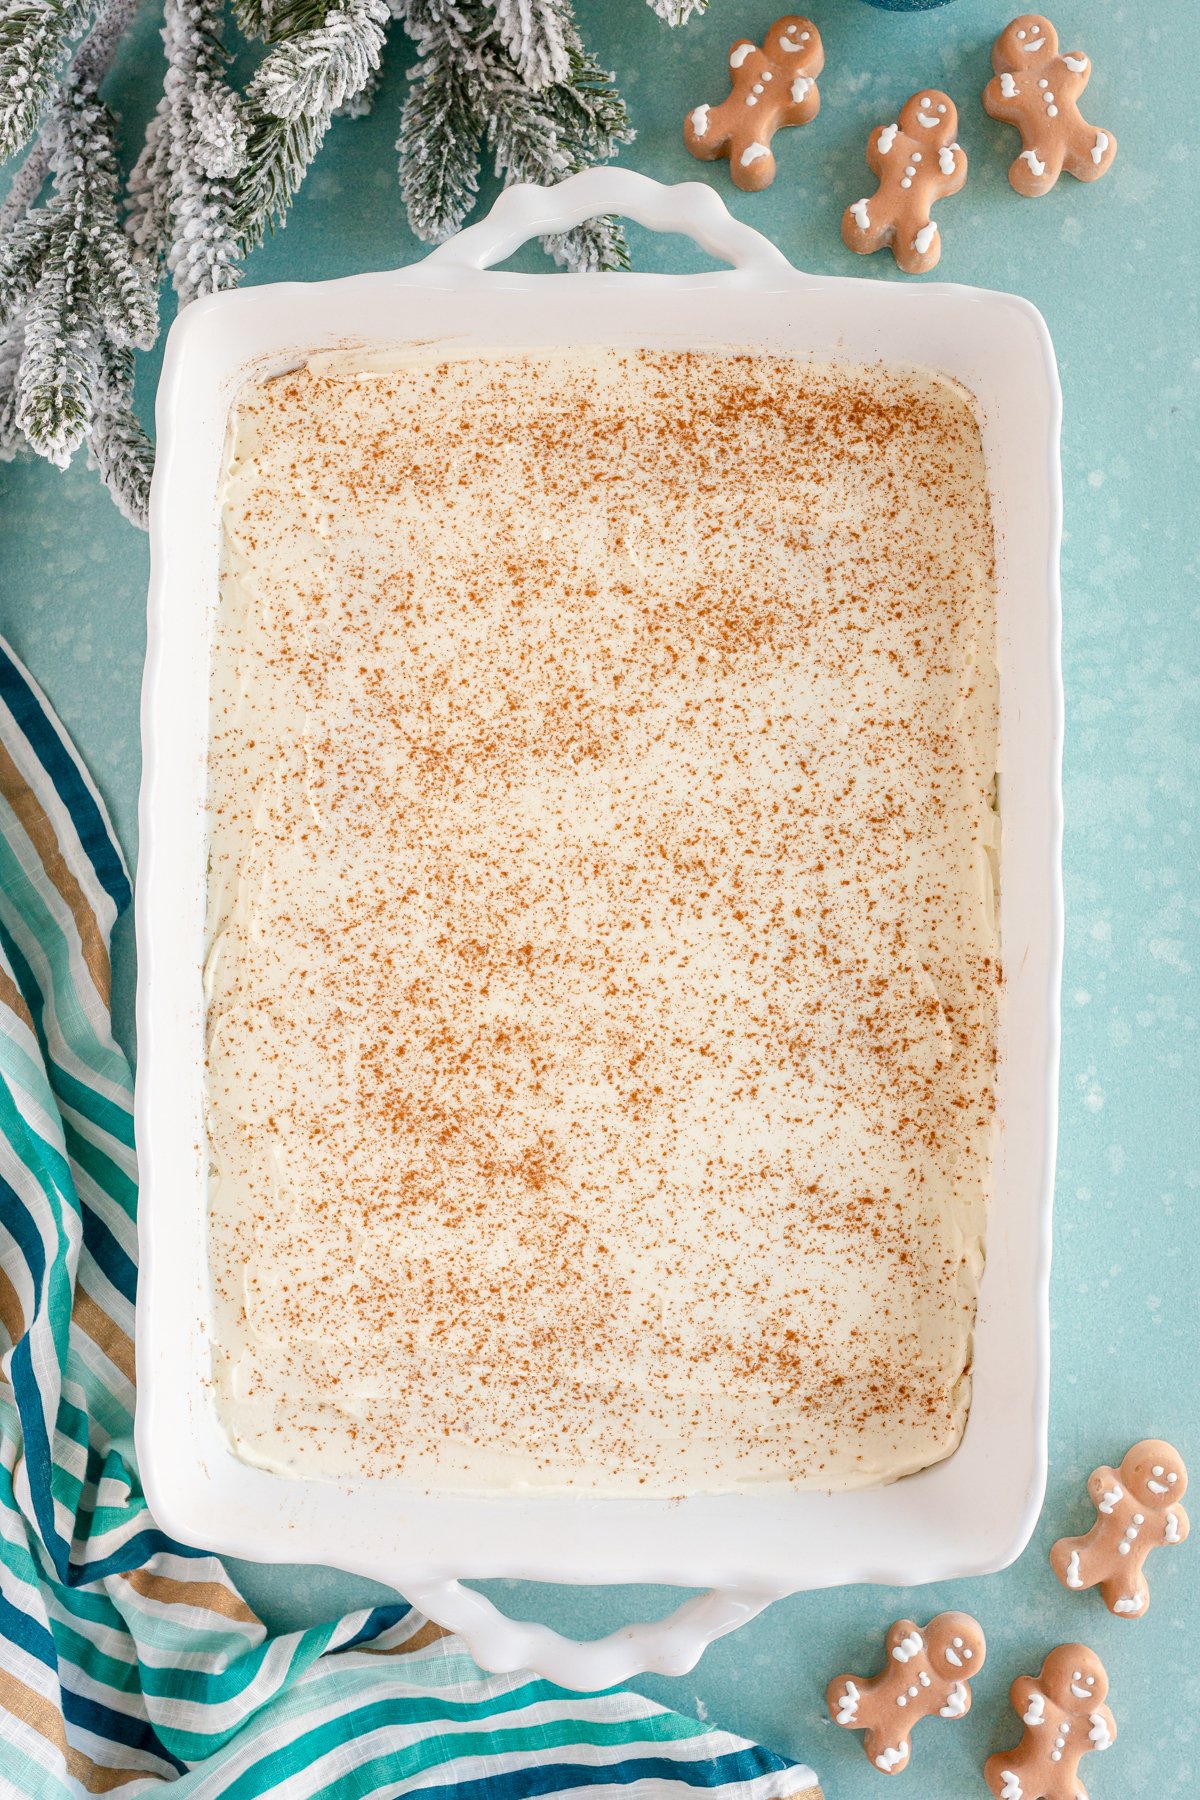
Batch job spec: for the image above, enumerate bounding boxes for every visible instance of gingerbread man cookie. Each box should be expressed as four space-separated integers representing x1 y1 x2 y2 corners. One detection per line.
684 17 824 193
825 1612 985 1776
1050 1438 1190 1619
841 90 967 275
983 14 1117 197
984 1644 1115 1800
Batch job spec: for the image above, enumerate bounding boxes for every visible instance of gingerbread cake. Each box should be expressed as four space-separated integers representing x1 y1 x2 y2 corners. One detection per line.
206 348 999 1492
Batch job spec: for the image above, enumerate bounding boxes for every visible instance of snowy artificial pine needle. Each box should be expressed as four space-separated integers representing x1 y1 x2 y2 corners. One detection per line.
644 0 708 22
334 59 382 118
490 0 572 91
0 0 712 523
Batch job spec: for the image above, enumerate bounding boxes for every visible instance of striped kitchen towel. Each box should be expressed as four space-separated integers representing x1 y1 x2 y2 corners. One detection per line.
0 636 821 1799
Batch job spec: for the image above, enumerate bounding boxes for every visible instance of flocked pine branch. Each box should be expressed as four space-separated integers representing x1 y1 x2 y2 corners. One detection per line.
0 0 154 514
251 0 385 116
234 0 387 250
398 0 631 271
87 339 153 523
0 0 92 160
395 9 479 244
127 0 247 301
0 316 25 456
0 74 155 465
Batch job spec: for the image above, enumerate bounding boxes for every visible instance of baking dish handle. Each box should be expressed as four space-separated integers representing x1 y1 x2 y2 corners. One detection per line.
400 1578 780 1690
418 167 793 277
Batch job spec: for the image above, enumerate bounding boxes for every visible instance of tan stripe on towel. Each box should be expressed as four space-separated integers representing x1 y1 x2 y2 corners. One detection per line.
0 964 36 1037
359 1617 448 1655
0 1667 162 1792
0 1262 25 1359
71 1284 136 1387
119 1565 260 1626
0 740 111 1007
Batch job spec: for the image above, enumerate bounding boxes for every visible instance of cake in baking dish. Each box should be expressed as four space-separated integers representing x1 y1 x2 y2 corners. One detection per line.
206 348 999 1492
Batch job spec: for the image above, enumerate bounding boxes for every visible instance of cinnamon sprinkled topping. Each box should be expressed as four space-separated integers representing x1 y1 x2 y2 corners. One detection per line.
206 349 999 1493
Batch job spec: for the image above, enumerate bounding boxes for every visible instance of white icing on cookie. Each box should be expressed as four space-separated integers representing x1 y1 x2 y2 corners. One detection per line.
689 104 710 138
730 43 754 69
1092 130 1110 165
874 1744 907 1773
739 141 770 168
1089 1711 1113 1750
835 1679 859 1724
878 122 898 154
849 198 870 230
940 1681 969 1719
913 222 938 256
1019 149 1047 177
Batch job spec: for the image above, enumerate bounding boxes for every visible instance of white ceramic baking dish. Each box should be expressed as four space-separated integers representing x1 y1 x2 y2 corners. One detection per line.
136 168 1062 1693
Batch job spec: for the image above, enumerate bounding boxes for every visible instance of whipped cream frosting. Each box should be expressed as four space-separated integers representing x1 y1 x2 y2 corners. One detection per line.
206 348 999 1492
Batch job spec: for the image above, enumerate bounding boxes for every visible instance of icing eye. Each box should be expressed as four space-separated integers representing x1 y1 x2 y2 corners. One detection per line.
1152 1465 1164 1475
1169 1472 1178 1483
1073 1670 1082 1680
937 103 947 113
964 1649 973 1659
920 97 931 107
1017 28 1027 38
953 1638 963 1647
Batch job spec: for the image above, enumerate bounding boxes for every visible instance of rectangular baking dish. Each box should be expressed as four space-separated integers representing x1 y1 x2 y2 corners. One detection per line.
136 169 1062 1692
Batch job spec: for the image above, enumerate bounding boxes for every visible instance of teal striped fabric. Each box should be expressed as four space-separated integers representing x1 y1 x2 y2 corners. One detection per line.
0 638 821 1798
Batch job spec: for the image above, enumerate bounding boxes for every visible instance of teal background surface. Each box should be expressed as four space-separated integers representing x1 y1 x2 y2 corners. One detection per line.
3 0 1197 1792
